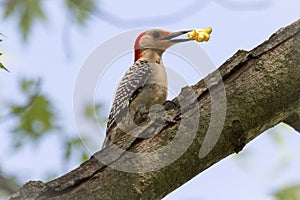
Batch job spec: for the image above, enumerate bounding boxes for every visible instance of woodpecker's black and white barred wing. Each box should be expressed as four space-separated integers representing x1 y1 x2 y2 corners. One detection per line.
106 60 151 133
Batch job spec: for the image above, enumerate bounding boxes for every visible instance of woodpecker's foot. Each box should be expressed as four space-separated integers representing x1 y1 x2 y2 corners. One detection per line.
134 103 149 125
163 100 178 111
149 104 166 123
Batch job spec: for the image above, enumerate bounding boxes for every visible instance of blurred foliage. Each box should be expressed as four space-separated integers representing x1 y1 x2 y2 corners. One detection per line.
8 79 58 147
0 1 99 197
0 78 104 190
0 0 100 198
0 172 20 197
11 95 56 140
273 185 300 200
5 78 92 163
0 77 93 197
3 0 46 40
0 55 9 72
64 137 89 162
0 61 9 72
2 0 97 40
84 103 107 126
0 34 9 72
65 0 97 25
233 124 300 200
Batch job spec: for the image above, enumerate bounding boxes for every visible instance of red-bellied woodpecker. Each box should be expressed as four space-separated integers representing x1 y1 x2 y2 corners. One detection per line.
102 29 195 149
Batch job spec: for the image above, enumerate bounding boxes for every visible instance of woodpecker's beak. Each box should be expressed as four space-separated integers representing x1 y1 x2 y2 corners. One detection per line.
163 30 193 43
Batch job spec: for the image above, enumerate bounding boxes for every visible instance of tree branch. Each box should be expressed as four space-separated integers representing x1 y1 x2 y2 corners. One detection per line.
10 19 300 200
283 108 300 132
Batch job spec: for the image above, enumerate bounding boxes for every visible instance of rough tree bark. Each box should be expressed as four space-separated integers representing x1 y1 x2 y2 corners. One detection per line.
11 19 300 200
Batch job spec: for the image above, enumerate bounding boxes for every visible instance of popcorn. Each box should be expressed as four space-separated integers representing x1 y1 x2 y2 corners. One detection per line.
187 27 212 42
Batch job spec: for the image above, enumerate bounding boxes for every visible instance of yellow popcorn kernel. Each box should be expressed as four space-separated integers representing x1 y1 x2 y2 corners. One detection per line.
187 27 212 42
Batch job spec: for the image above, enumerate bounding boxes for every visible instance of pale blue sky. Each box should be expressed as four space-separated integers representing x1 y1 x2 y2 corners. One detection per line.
0 0 300 199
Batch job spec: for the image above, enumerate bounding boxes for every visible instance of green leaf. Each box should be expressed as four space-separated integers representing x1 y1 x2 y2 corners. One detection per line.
0 35 9 72
274 185 300 200
64 137 86 160
3 0 47 40
20 79 39 94
81 152 89 162
12 95 57 140
84 102 107 126
65 0 97 25
0 63 10 72
10 105 25 114
20 11 31 40
3 0 16 18
2 0 97 40
7 78 57 147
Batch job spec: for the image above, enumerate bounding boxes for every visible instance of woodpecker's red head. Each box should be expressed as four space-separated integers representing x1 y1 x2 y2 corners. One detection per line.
134 29 192 61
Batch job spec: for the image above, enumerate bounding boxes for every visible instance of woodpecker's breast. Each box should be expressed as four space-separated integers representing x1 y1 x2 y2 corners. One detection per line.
129 62 168 116
148 62 168 90
146 62 168 104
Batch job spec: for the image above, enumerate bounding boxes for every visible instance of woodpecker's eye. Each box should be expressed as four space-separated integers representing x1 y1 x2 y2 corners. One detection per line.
152 32 160 39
